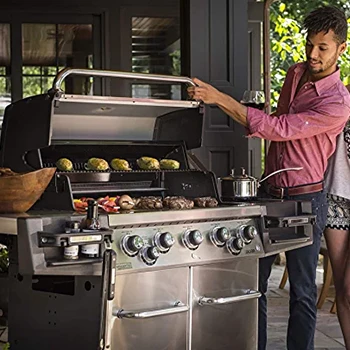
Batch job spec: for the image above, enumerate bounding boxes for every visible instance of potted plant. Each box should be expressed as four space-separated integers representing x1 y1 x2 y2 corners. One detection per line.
0 244 9 327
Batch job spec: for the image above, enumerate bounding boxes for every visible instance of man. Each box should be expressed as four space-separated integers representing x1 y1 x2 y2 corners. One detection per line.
188 6 350 350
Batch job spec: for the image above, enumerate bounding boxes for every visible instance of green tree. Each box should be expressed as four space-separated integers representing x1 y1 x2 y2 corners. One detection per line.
270 1 350 109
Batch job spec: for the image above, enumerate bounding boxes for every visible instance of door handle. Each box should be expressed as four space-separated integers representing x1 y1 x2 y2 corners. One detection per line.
113 301 189 319
198 289 261 306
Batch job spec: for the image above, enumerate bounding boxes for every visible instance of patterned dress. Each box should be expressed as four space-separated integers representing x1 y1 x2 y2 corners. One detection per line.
326 121 350 230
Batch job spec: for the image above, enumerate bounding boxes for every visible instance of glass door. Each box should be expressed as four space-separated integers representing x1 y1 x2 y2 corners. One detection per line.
22 23 95 98
120 6 182 99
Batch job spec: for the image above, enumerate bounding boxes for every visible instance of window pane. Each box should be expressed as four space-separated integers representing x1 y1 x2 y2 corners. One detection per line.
132 17 181 99
22 23 93 97
0 24 11 124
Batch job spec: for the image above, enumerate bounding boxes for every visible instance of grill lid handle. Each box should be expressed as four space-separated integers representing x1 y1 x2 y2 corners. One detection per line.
53 68 197 93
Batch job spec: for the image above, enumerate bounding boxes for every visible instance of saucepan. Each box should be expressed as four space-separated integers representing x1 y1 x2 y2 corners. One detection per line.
220 167 303 199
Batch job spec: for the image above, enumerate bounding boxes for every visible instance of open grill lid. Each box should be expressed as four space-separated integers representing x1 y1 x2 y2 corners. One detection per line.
0 69 203 172
51 69 201 143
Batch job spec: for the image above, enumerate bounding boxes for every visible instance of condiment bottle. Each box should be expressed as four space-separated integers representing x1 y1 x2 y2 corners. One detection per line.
81 199 100 258
63 221 81 260
81 200 101 231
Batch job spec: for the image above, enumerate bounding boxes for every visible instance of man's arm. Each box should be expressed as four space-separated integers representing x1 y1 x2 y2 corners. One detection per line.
188 78 248 127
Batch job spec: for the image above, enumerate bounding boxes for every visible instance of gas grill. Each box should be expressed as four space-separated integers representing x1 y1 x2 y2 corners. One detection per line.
0 69 315 350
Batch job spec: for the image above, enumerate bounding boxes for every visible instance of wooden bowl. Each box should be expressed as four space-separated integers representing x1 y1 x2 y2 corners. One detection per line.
0 168 56 213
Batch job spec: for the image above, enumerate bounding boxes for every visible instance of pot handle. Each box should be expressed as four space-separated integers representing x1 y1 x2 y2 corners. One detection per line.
259 167 303 184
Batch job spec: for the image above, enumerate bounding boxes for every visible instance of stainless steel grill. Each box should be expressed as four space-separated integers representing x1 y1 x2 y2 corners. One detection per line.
0 69 316 350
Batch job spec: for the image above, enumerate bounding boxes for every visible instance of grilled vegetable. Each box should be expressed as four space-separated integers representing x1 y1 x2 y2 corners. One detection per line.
56 158 74 171
137 157 160 170
160 159 180 170
110 158 132 171
86 157 109 171
118 194 134 210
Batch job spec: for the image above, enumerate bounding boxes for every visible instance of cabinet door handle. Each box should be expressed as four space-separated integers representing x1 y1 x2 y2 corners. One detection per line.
198 289 261 306
113 301 189 319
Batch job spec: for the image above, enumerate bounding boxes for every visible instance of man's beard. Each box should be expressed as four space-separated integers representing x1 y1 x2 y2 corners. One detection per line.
306 52 338 74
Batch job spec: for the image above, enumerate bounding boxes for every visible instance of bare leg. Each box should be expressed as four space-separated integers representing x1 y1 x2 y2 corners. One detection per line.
324 228 350 349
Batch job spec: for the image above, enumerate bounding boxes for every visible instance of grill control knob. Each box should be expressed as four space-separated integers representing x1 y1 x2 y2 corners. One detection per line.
121 235 144 257
141 245 160 265
210 226 231 247
183 230 203 250
239 225 258 244
154 232 175 253
226 236 244 255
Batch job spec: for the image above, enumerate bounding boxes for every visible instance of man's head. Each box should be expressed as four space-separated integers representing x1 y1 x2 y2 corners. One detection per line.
303 6 347 79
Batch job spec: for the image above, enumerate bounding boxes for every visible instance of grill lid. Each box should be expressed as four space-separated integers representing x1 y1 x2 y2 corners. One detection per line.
51 69 201 142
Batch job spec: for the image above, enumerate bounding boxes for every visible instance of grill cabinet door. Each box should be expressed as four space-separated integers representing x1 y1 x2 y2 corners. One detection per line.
109 267 189 350
191 260 259 350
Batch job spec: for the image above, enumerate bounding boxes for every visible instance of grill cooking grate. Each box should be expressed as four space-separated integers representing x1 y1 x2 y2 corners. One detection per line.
44 162 200 174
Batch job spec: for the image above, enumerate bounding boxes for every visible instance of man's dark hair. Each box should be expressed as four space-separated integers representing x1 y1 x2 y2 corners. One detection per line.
303 6 348 45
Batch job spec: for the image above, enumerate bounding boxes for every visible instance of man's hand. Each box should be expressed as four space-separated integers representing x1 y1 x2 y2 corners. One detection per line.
187 78 222 104
188 77 249 127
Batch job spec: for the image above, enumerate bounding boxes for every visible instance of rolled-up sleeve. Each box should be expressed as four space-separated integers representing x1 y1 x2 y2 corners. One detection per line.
246 102 350 141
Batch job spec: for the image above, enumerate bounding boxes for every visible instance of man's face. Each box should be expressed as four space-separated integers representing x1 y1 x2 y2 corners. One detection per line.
305 29 346 79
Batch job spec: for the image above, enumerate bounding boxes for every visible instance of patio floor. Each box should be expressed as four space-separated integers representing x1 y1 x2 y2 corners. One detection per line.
267 264 345 350
0 264 345 350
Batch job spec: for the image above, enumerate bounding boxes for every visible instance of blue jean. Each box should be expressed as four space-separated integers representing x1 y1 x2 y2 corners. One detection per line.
258 190 328 350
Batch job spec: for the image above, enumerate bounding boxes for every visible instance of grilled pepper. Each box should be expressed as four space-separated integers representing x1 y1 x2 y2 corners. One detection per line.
137 157 160 170
110 158 132 171
160 159 180 170
56 158 74 171
86 157 109 171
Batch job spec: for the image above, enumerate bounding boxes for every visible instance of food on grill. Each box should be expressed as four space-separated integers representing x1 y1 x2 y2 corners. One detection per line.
56 158 73 172
163 196 194 210
0 167 18 176
133 196 163 209
136 157 160 170
110 158 132 171
118 194 134 210
97 196 120 213
160 159 180 170
74 196 120 213
86 157 109 171
73 198 89 212
194 197 219 208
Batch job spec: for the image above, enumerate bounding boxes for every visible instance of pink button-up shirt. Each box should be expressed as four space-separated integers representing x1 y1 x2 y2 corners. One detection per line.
247 62 350 187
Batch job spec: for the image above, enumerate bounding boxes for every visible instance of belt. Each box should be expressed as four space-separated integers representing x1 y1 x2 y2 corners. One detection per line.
265 181 323 199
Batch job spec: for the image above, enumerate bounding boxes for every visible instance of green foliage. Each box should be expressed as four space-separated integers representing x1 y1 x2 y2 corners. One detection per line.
270 1 350 109
169 49 181 76
0 246 9 274
3 342 10 350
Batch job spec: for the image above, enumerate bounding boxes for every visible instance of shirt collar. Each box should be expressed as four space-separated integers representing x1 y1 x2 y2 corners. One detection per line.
293 62 340 96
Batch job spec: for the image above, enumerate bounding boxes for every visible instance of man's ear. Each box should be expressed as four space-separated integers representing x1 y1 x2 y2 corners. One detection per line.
339 42 347 55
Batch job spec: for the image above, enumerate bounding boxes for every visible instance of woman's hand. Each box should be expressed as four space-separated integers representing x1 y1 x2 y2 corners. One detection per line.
187 78 222 104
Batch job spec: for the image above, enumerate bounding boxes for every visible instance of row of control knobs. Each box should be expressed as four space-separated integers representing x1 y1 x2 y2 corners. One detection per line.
121 225 258 265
